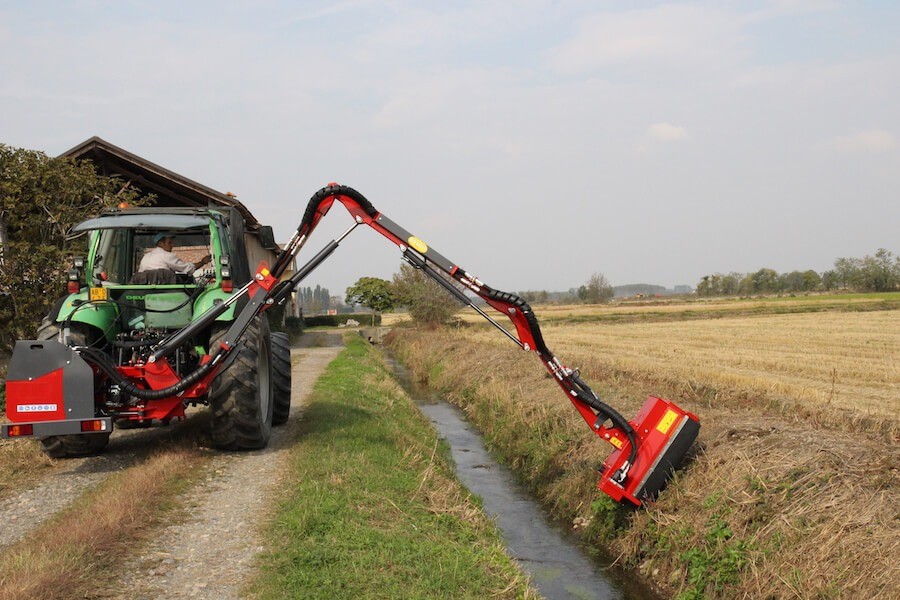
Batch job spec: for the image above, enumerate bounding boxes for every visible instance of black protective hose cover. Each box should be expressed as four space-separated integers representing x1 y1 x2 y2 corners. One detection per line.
481 286 551 356
80 347 217 401
571 373 638 464
299 184 378 234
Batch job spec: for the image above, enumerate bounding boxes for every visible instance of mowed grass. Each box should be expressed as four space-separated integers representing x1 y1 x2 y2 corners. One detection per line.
249 337 534 600
463 305 899 430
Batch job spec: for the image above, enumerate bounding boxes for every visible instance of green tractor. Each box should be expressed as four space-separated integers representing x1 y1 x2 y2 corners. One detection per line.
21 206 292 457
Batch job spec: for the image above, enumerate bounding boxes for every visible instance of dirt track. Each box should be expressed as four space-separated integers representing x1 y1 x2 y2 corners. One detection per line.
0 331 345 599
106 332 344 599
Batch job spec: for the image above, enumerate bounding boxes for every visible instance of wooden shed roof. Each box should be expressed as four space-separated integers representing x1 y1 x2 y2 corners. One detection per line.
60 136 260 229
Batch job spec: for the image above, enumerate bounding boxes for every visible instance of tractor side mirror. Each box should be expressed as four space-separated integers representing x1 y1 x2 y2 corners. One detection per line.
257 226 278 250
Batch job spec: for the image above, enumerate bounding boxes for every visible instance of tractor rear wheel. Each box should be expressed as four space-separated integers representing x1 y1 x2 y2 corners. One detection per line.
271 332 292 426
36 320 111 458
208 318 274 449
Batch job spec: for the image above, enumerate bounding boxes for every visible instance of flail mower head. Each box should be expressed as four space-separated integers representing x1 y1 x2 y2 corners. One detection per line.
597 396 700 506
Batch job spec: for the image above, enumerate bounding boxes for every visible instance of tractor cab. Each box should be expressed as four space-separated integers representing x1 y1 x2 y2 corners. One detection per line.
76 210 225 287
59 208 237 341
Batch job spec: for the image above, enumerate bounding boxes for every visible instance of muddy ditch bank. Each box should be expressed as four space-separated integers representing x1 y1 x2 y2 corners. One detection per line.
385 328 898 600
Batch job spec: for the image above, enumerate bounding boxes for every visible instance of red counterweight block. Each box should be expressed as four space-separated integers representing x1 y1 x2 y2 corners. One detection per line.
598 396 700 506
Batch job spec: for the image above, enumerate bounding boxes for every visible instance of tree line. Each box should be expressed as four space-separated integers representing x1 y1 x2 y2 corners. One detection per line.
345 268 619 327
696 248 900 297
518 272 615 305
295 285 352 314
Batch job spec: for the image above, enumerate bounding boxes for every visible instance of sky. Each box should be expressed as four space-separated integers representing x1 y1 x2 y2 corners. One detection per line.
1 1 898 295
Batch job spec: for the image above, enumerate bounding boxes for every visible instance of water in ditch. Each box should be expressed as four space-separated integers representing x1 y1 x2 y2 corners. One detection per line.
384 355 655 600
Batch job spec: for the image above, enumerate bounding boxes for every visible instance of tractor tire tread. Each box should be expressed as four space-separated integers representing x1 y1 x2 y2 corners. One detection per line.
208 320 273 450
271 332 292 426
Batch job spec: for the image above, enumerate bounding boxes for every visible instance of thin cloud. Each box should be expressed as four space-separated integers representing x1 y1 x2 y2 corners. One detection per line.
648 123 688 142
829 130 897 153
546 4 747 75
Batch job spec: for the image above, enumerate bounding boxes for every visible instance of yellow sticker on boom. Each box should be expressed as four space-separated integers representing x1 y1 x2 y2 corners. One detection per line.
407 236 428 254
656 409 679 435
89 287 108 302
609 436 624 449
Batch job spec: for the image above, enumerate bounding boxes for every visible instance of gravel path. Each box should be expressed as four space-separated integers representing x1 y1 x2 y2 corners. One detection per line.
0 413 206 551
104 335 345 599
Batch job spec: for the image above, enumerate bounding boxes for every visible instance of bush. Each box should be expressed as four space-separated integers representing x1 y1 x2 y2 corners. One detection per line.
0 144 151 351
285 316 304 334
392 263 460 325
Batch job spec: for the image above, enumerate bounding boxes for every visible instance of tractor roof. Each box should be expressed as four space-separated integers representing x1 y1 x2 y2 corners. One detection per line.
73 211 215 232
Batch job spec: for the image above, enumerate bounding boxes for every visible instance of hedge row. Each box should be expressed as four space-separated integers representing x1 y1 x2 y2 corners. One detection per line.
304 313 381 327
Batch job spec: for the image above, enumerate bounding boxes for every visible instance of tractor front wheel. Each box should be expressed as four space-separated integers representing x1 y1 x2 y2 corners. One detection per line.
208 319 274 449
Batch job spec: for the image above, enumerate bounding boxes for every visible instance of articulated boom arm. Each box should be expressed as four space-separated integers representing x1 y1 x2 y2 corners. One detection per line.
261 184 640 479
9 182 699 505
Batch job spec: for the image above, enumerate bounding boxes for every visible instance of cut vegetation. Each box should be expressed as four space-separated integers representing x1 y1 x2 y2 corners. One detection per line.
386 297 899 599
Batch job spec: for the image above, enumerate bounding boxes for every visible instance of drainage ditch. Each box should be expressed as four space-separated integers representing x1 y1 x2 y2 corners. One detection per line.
385 355 655 600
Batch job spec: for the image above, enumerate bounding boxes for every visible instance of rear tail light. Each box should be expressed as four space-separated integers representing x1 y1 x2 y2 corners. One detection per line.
67 266 82 294
221 266 233 293
7 424 34 437
81 420 108 432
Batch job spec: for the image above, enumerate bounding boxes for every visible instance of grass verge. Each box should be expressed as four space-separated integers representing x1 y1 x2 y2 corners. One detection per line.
249 337 535 599
0 446 208 600
386 329 899 599
0 438 55 502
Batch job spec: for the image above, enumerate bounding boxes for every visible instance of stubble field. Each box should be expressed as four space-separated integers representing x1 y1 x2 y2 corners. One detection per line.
473 307 899 429
386 294 899 599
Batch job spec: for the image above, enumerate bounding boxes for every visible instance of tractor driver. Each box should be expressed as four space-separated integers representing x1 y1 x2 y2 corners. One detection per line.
139 232 211 275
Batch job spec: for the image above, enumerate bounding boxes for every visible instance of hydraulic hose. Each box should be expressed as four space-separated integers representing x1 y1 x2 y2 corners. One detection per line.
78 346 219 401
570 373 639 467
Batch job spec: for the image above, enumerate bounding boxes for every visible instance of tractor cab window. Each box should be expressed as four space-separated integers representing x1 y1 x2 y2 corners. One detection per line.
93 227 212 284
134 228 212 281
93 228 128 284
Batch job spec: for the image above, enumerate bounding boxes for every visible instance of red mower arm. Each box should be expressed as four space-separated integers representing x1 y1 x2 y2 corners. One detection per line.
127 183 696 506
267 184 641 479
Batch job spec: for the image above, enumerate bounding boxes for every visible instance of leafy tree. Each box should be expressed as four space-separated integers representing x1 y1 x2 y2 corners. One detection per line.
779 270 806 293
751 268 779 294
345 276 395 325
863 248 899 291
697 275 713 297
0 144 149 352
802 269 822 291
577 272 613 304
392 263 461 326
